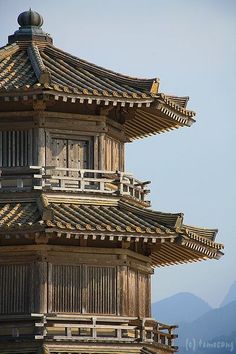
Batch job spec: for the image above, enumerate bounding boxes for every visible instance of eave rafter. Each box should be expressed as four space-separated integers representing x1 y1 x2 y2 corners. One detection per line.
0 40 196 140
0 191 223 268
0 219 224 268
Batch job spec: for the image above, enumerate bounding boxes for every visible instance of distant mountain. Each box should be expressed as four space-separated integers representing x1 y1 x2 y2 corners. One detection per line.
221 281 236 307
178 300 236 348
152 292 212 324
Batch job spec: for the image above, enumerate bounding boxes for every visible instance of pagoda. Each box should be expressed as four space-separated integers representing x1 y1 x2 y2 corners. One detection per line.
0 10 223 354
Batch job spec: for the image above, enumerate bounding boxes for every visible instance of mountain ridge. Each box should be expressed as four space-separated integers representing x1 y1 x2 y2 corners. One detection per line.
152 291 212 324
152 284 236 354
220 281 236 307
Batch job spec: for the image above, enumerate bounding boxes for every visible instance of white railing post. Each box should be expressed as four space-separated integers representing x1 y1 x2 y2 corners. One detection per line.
41 166 45 189
117 171 123 195
0 166 149 203
80 170 84 191
92 317 97 339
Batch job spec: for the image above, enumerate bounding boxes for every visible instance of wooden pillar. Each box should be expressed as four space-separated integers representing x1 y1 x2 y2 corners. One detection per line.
38 128 45 166
94 134 99 170
147 273 152 317
119 264 128 316
33 102 46 167
98 133 105 170
34 261 47 313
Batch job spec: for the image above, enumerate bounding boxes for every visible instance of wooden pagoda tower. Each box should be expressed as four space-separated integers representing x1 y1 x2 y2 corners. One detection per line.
0 10 224 354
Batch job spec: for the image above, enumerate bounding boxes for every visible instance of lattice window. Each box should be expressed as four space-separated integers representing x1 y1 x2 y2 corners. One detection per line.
0 129 33 167
0 264 30 314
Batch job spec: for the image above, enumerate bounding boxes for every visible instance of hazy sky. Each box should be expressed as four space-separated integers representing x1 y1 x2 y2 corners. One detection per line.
0 0 235 307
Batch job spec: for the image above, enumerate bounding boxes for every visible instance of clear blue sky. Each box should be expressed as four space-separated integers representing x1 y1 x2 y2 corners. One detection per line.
0 0 235 307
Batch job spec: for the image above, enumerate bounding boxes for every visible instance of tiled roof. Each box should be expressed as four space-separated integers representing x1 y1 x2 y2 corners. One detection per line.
0 42 154 98
0 40 196 140
0 202 41 227
0 197 224 266
46 202 175 234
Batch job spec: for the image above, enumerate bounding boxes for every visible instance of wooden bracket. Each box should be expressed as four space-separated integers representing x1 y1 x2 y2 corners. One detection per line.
35 233 49 244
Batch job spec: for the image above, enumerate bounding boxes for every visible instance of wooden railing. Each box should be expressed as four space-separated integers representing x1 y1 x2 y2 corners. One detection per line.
0 315 177 350
0 166 150 204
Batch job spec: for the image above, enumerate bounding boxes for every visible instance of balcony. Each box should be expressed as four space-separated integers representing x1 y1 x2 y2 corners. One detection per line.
0 314 177 351
0 166 151 205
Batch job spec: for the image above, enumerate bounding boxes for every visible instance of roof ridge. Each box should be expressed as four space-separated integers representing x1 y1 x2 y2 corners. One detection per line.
27 43 51 84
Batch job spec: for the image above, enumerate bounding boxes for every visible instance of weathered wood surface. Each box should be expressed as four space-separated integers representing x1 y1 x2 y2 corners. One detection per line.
0 113 127 177
0 314 178 350
0 130 34 167
0 166 150 204
0 248 151 318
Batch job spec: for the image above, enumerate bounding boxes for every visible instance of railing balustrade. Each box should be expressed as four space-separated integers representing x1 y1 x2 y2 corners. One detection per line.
0 166 150 204
0 315 177 349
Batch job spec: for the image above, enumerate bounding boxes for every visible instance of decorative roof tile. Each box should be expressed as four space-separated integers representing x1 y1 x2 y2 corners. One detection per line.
0 198 223 267
0 39 196 139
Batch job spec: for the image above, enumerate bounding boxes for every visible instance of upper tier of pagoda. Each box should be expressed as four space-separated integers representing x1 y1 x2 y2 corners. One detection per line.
0 9 195 141
0 10 224 267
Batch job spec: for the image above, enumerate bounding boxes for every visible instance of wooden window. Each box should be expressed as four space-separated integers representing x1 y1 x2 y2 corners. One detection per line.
50 264 117 314
0 264 30 314
0 130 33 167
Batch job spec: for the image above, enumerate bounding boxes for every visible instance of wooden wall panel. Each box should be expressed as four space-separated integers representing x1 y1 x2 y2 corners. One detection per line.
126 269 151 317
105 136 124 171
127 268 138 316
84 266 116 314
50 264 116 315
51 264 82 313
0 129 33 167
0 264 30 314
138 272 150 317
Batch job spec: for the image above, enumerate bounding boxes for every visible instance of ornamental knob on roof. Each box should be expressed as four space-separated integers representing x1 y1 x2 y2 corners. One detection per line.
8 10 52 44
17 9 44 28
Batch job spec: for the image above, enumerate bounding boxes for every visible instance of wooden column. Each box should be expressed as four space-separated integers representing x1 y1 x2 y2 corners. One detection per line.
34 261 47 313
119 264 128 316
38 128 46 166
93 134 99 170
98 133 105 170
33 102 46 166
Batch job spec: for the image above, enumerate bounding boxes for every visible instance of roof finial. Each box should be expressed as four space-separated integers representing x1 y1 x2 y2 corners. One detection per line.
17 9 44 28
8 10 52 44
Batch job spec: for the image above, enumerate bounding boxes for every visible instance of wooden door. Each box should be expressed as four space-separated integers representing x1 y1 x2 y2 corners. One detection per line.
51 138 67 176
68 139 89 176
51 137 90 176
